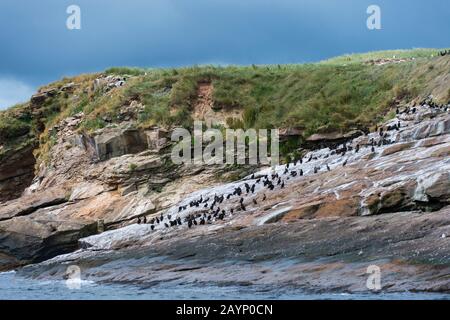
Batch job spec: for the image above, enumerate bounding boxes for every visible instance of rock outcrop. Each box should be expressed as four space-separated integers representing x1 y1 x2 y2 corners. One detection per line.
0 143 36 203
1 95 449 294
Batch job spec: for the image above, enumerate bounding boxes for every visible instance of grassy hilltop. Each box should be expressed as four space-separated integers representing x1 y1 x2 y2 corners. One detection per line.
1 48 450 163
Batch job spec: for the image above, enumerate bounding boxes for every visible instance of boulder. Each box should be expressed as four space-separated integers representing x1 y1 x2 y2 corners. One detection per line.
30 88 57 105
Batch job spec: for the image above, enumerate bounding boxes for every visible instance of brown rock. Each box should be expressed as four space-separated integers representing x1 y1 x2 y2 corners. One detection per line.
381 142 414 156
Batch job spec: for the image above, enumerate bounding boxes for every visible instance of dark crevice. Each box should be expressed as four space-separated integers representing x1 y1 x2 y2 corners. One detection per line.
0 198 68 222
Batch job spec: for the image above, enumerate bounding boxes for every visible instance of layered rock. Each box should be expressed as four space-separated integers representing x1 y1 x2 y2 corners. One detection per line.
0 109 236 270
15 103 450 294
1 100 450 294
0 143 36 203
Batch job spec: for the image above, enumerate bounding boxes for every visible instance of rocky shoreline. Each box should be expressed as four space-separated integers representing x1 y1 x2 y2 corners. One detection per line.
0 98 448 294
19 208 450 293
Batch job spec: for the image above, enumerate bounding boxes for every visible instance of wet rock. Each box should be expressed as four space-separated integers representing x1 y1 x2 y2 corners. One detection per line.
21 208 450 294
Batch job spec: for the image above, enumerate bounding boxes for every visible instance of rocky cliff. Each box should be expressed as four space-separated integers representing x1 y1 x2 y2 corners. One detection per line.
1 50 450 294
16 101 450 293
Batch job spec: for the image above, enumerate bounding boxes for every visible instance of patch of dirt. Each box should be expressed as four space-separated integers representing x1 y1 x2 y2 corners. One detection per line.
192 82 243 127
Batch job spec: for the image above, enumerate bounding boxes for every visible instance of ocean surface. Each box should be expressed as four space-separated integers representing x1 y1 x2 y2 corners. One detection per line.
0 271 449 300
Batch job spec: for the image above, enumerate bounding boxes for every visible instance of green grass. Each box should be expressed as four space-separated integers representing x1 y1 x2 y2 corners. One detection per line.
320 48 446 65
1 48 450 165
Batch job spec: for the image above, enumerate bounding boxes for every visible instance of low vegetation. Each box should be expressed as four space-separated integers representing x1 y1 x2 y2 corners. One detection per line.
1 48 449 164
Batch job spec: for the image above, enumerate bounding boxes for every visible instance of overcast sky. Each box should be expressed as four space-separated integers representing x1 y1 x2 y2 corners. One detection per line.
0 0 449 109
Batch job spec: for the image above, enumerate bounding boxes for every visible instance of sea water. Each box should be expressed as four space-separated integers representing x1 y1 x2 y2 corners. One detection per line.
0 271 448 300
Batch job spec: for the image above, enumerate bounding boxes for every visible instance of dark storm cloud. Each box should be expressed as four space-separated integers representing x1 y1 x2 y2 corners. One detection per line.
0 0 449 108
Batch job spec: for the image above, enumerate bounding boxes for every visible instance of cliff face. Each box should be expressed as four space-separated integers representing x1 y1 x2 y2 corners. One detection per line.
0 144 36 203
0 50 450 293
14 102 450 293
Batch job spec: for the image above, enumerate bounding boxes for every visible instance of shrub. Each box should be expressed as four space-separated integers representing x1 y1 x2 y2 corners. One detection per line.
0 117 30 141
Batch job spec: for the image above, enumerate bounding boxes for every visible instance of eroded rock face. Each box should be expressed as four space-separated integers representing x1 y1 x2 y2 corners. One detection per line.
31 103 448 264
0 113 234 269
1 101 450 295
0 143 36 203
93 126 148 161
